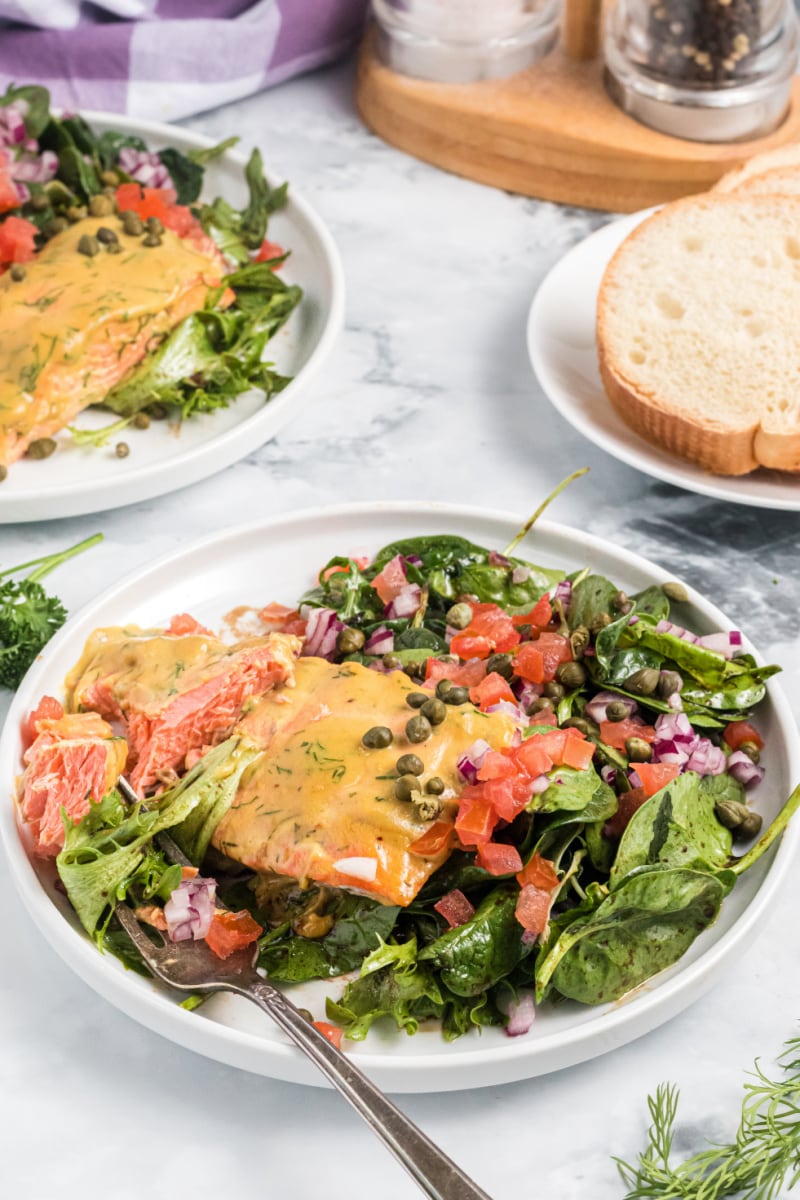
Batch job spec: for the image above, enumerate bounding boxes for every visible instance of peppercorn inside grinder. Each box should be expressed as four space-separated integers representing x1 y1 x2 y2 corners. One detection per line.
604 0 799 140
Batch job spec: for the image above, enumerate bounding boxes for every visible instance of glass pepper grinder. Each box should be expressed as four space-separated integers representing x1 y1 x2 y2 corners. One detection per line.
604 0 799 141
372 0 561 82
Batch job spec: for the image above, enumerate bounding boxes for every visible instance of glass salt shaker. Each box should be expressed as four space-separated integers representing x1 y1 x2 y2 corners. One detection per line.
372 0 561 82
605 0 799 140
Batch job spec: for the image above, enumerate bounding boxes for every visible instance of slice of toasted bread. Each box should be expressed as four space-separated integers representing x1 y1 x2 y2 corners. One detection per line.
714 143 800 192
596 194 800 476
727 165 800 197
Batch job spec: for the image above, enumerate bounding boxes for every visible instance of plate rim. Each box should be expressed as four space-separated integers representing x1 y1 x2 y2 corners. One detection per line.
527 211 800 512
0 111 345 521
2 499 798 1090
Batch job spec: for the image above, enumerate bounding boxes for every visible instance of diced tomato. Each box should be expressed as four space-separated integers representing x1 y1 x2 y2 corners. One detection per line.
258 602 307 637
723 720 764 752
481 775 533 822
561 731 595 771
468 604 520 653
528 706 558 727
425 657 487 688
535 633 573 680
165 613 212 637
603 786 648 840
523 727 567 761
515 884 552 936
0 215 37 265
313 1020 343 1050
21 695 65 750
635 761 681 798
255 238 285 265
408 820 454 857
599 718 656 751
469 671 516 711
205 909 263 959
449 633 493 660
370 554 408 604
115 182 197 239
0 155 20 213
454 792 498 845
512 594 553 630
477 750 516 781
512 741 554 778
516 853 560 891
434 888 475 928
514 643 545 684
180 865 199 880
476 841 523 876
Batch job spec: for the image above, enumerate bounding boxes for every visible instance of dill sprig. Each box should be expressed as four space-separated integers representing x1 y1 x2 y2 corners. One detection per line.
616 1034 800 1199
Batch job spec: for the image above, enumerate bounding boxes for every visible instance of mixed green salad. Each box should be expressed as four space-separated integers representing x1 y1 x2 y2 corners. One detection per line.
46 518 798 1045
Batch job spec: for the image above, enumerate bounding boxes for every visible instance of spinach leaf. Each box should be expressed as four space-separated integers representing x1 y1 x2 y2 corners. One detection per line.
631 585 670 622
418 886 531 997
159 146 205 204
58 114 99 157
325 937 443 1039
188 136 239 166
198 148 288 260
531 783 617 859
532 764 609 816
537 866 732 1004
56 142 102 200
0 83 51 138
568 574 617 629
415 852 494 903
681 669 778 713
619 623 730 686
455 562 563 610
257 900 401 981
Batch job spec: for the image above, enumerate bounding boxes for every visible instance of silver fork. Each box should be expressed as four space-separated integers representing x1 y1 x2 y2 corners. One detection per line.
114 837 493 1200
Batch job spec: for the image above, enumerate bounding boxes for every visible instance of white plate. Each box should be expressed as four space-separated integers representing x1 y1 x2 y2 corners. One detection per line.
1 502 797 1092
528 211 800 511
1 114 344 523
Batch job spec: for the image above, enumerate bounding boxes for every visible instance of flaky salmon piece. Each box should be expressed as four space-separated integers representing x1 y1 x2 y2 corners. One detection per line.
65 622 299 794
0 216 229 465
20 709 128 857
212 658 518 907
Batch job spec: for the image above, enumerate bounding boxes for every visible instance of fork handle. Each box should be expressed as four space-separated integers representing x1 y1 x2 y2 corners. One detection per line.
240 977 494 1200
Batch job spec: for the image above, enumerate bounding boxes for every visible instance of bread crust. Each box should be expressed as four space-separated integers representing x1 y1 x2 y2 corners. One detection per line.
714 143 800 193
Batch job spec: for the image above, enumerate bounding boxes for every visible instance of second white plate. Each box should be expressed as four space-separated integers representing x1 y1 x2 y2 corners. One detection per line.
528 211 800 511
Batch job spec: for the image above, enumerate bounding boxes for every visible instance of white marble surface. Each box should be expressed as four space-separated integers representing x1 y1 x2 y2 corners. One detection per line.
3 57 800 1200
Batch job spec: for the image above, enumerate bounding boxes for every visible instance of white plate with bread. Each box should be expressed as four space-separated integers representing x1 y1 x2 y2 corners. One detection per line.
528 144 800 511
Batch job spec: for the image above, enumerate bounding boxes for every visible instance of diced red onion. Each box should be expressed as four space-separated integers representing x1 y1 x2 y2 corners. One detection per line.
628 769 642 789
364 625 394 655
485 700 527 722
118 146 173 189
655 619 700 644
164 876 216 942
696 632 743 660
585 691 638 724
727 750 765 790
553 580 572 607
457 739 491 783
685 738 727 776
489 550 511 567
628 615 639 626
13 181 29 203
301 607 345 660
511 566 530 585
385 583 422 619
11 149 57 183
530 773 551 795
600 764 616 787
652 712 698 766
502 989 536 1037
0 103 27 148
514 679 543 709
403 554 423 567
521 929 537 946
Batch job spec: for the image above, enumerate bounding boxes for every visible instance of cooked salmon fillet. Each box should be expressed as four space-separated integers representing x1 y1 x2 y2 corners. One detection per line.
20 710 127 856
212 658 518 906
65 623 299 794
0 216 228 465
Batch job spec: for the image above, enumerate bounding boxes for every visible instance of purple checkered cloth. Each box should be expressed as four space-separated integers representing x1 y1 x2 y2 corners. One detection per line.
0 1 369 120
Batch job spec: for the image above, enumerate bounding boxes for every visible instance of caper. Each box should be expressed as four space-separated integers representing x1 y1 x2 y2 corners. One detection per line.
0 465 7 482
435 678 453 699
45 216 68 238
445 602 473 630
66 205 87 223
414 795 442 822
26 438 57 460
662 581 688 603
569 625 590 659
132 412 151 430
9 264 26 282
406 715 432 743
96 226 118 245
145 216 164 235
395 774 421 802
403 660 425 680
715 799 750 830
625 667 660 696
336 627 365 655
425 776 445 795
142 233 162 248
121 211 144 236
589 612 612 633
543 681 565 701
106 241 123 254
657 670 683 700
396 753 424 777
737 810 763 840
77 233 100 257
625 737 652 763
443 685 469 706
556 661 587 690
611 590 629 612
382 652 402 671
100 169 120 187
29 192 49 212
115 442 130 459
420 697 446 726
605 699 630 722
296 1007 314 1024
103 185 118 200
362 725 393 750
405 692 428 709
486 652 513 680
149 402 167 420
88 193 114 217
563 716 598 738
528 696 554 715
740 741 761 765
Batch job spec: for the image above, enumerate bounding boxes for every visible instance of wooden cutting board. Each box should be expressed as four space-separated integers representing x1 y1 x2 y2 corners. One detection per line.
356 28 800 213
